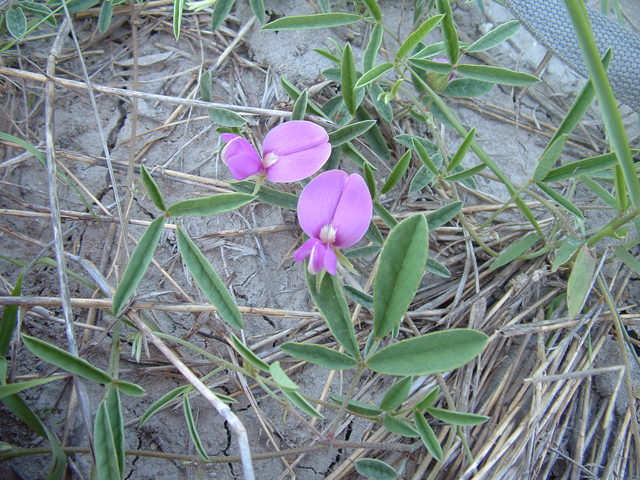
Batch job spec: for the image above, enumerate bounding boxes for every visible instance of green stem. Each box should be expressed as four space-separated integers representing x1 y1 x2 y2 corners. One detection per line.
478 181 532 232
586 207 640 247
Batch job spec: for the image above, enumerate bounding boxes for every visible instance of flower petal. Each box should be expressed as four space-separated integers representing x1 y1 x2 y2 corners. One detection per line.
331 174 373 248
265 143 332 182
263 121 329 157
221 136 264 181
297 170 348 239
308 242 327 275
293 238 320 263
324 247 337 275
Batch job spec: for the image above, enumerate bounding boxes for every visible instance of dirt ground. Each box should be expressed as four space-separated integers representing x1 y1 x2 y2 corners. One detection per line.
1 0 640 479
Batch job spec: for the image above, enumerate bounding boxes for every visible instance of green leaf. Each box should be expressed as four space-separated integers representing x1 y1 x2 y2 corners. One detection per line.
426 406 490 426
367 329 488 375
282 389 324 418
6 7 27 39
425 257 451 278
22 335 112 384
168 193 254 217
345 245 381 259
281 342 358 370
114 380 145 397
426 201 462 230
380 150 412 195
363 162 377 199
567 245 597 319
0 272 22 356
542 152 622 182
362 0 382 21
373 201 399 228
411 139 439 177
231 181 298 210
173 0 185 39
383 414 419 437
437 0 459 64
442 77 494 98
343 285 374 309
537 183 584 221
328 120 376 148
396 14 444 60
533 134 568 182
95 400 120 480
355 458 398 480
356 63 394 89
314 47 341 64
456 64 540 86
59 0 100 14
410 166 434 192
140 164 167 211
184 395 210 460
581 176 617 209
363 24 384 72
208 107 247 127
489 233 541 272
551 234 584 272
442 163 486 182
0 376 64 399
176 228 244 329
230 332 270 372
331 394 383 417
415 386 440 410
373 215 429 339
270 361 298 392
200 72 213 102
305 269 360 358
291 89 308 121
615 246 640 277
140 385 191 426
106 389 125 477
408 58 454 74
112 216 165 316
214 392 237 403
398 134 438 156
341 44 358 116
280 76 327 118
414 410 442 461
355 106 391 160
380 375 413 411
343 141 379 171
370 83 393 122
262 13 361 30
249 0 265 23
465 19 519 52
366 219 384 245
211 0 235 32
20 1 56 27
445 128 475 173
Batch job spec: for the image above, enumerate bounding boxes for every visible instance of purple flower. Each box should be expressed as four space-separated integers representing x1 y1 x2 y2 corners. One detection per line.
220 120 331 183
294 170 373 275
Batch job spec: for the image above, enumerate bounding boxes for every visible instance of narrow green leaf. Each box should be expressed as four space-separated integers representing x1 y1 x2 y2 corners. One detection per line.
140 164 167 211
61 0 101 15
567 245 597 319
373 215 429 339
465 19 519 52
230 333 270 372
114 380 145 397
415 386 440 410
533 134 568 182
98 0 113 32
140 385 191 426
356 63 394 89
581 176 617 209
363 24 384 72
344 245 381 259
0 376 64 399
366 219 384 245
383 414 419 437
173 0 185 39
231 181 298 210
426 201 462 230
410 166 434 192
373 202 399 228
200 71 213 102
363 162 377 199
542 151 623 182
95 400 120 480
291 89 308 121
305 269 360 358
442 163 486 182
22 335 112 384
106 389 125 477
328 120 376 147
411 41 447 59
551 234 584 272
0 272 22 356
355 107 391 160
20 1 56 27
380 375 413 411
280 77 327 118
262 13 361 30
314 47 341 64
370 83 393 122
396 14 444 60
343 285 374 309
184 395 210 461
367 329 488 375
437 0 459 64
342 44 357 116
214 392 237 403
168 193 254 217
537 182 584 220
380 150 412 195
281 342 358 370
398 134 438 156
282 389 324 418
249 0 265 23
442 77 494 98
362 0 382 21
270 361 298 392
426 406 490 426
355 458 398 480
425 257 451 278
414 411 442 461
456 64 539 86
615 246 640 276
331 394 383 417
211 0 235 32
6 7 27 39
489 233 541 272
112 216 165 316
408 58 454 74
412 139 439 177
208 107 247 127
176 228 244 329
445 128 475 173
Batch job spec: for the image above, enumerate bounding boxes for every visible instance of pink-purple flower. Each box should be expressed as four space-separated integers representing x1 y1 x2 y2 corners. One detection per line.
220 120 331 183
294 170 373 275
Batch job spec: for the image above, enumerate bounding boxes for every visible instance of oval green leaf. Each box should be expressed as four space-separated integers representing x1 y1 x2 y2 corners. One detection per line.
168 193 254 217
249 0 265 24
383 414 419 437
355 458 398 480
95 400 120 480
396 14 444 60
114 380 146 397
291 89 308 121
140 164 167 212
328 120 376 147
408 58 454 74
465 20 520 52
331 394 383 417
414 410 443 461
442 77 495 98
567 245 597 319
415 386 440 410
281 342 358 370
425 257 451 278
211 0 235 32
380 375 413 411
230 333 270 373
345 245 381 259
533 134 568 182
356 63 394 89
140 385 191 426
456 64 539 86
231 181 298 210
106 389 125 477
362 0 382 21
380 150 411 195
425 201 462 231
426 406 490 426
363 24 384 72
208 107 247 127
542 151 622 183
551 234 584 272
373 201 399 229
342 43 357 116
262 13 361 31
537 182 584 221
6 7 27 39
410 165 434 192
343 285 374 309
270 361 298 392
367 329 488 376
282 389 324 418
373 215 429 339
442 163 486 182
437 0 459 64
489 233 541 272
